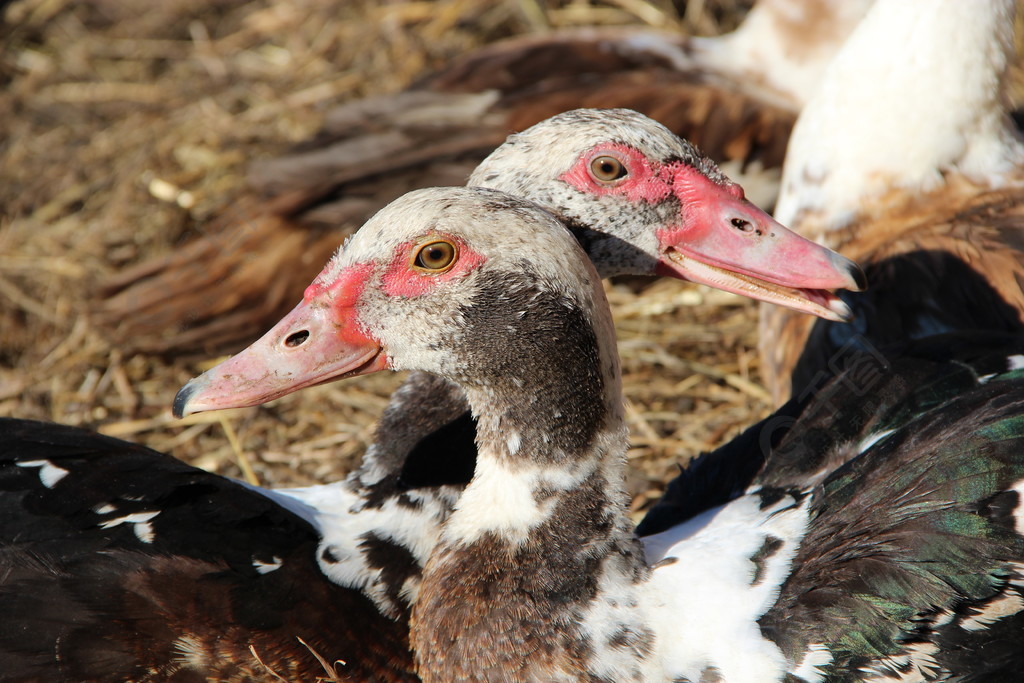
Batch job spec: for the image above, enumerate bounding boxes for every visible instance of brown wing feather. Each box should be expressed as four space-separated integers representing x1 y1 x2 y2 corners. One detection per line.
761 182 1024 404
419 28 690 94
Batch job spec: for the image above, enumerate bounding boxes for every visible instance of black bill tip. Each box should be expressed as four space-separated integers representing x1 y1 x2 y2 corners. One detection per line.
172 381 196 419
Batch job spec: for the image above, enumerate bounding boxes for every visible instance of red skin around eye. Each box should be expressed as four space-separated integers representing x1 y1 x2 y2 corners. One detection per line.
302 236 486 306
561 143 752 257
559 143 674 204
559 143 745 211
381 236 487 298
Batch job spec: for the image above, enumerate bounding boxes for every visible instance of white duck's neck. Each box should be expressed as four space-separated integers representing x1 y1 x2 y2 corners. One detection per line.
409 281 658 681
689 0 872 107
774 0 1024 240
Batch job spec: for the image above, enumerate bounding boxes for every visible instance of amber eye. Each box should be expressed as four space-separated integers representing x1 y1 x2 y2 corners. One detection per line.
413 240 458 272
589 155 628 182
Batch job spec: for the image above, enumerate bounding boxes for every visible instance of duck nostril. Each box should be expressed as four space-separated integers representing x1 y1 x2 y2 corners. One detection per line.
731 218 753 232
285 330 310 348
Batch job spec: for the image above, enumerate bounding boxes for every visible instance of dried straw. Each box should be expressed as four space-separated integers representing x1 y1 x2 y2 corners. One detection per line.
1 0 767 517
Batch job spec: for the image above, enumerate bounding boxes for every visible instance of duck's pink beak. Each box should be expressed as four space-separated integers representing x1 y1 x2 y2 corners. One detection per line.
657 168 865 321
173 265 387 417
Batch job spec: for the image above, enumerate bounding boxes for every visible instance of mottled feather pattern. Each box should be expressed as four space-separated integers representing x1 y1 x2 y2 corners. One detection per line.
413 471 649 682
0 419 418 682
759 357 1024 679
640 340 1024 679
351 370 474 501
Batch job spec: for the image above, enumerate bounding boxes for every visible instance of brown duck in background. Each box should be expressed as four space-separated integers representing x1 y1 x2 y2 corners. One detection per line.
759 0 1024 405
96 0 871 355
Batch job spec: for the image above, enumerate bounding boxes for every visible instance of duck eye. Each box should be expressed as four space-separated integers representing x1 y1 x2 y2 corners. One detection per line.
413 240 458 272
589 155 627 182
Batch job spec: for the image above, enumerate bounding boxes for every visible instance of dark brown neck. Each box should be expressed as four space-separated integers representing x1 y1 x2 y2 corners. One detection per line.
410 458 648 681
408 375 648 681
407 268 650 680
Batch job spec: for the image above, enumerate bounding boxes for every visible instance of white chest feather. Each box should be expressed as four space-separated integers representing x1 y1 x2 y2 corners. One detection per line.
642 491 811 682
441 454 599 546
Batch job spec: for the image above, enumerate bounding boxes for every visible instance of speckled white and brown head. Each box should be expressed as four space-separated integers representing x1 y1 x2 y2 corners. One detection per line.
473 108 864 319
176 187 650 679
176 187 627 512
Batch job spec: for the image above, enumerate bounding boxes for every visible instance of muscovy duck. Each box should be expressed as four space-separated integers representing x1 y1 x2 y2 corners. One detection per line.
643 0 1024 530
634 1 1024 676
179 186 1024 681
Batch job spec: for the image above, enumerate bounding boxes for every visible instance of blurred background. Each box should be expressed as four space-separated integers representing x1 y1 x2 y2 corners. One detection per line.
0 0 795 517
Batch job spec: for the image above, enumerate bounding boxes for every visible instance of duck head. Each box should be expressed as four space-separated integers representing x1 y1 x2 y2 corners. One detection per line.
472 108 865 321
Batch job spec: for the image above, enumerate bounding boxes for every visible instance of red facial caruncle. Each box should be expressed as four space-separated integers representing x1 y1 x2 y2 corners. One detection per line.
305 260 372 314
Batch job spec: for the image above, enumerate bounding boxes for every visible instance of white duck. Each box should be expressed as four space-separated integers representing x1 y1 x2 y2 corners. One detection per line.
761 0 1024 404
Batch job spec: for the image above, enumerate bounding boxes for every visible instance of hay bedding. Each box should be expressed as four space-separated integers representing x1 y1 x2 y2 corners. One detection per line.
0 0 766 517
